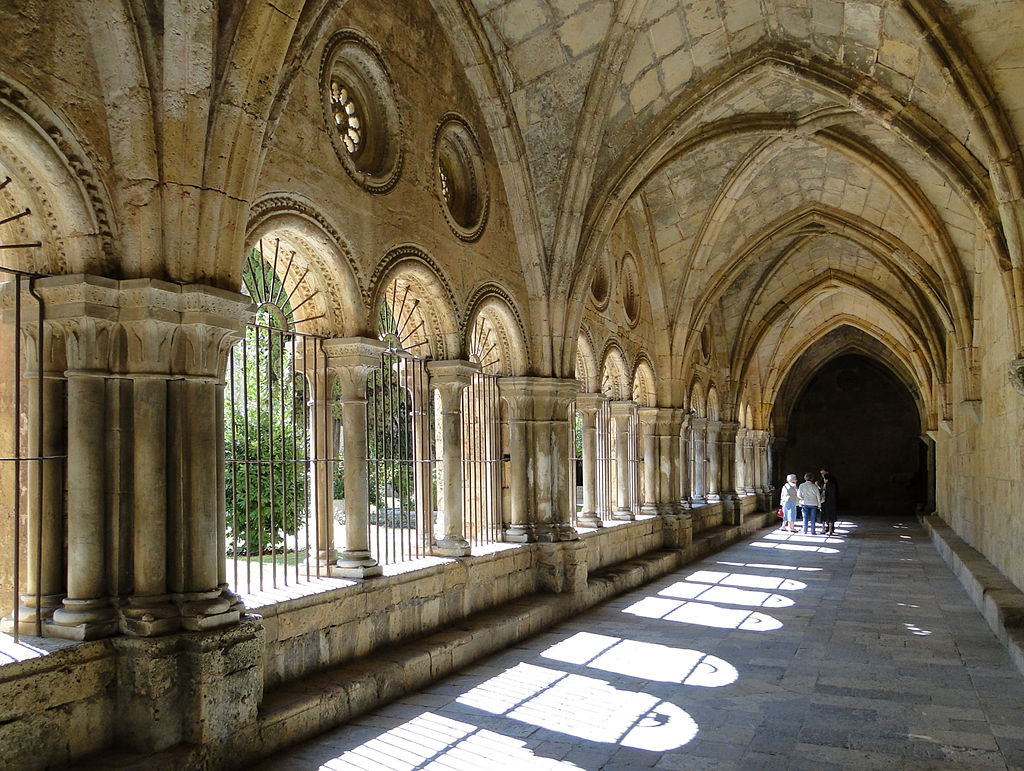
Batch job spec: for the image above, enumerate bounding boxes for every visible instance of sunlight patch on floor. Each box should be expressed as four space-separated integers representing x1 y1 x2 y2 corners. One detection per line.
541 632 738 687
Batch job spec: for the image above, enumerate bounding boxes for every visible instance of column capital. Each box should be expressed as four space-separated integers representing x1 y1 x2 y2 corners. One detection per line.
175 283 251 380
27 275 120 372
575 391 608 414
639 406 685 434
119 279 184 375
609 399 637 419
427 359 479 408
498 376 580 420
323 336 387 399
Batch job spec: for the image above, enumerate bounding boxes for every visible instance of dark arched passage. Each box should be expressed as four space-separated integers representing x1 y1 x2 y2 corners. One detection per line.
779 353 925 516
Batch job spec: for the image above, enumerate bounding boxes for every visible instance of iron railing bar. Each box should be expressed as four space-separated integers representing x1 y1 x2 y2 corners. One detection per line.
12 275 22 642
30 276 44 636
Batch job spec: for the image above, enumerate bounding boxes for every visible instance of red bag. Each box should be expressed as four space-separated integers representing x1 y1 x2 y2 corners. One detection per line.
776 507 783 518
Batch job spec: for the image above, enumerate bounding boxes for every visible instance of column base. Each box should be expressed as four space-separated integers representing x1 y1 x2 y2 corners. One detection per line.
433 537 471 557
640 502 659 517
689 496 706 506
705 493 721 504
335 550 383 578
121 594 182 637
611 508 635 521
576 511 603 528
0 593 64 635
176 591 238 632
551 522 579 541
48 598 119 640
504 524 538 543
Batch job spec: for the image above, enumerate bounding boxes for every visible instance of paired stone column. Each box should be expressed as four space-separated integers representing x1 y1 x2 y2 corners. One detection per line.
705 420 721 503
427 360 479 557
678 414 691 510
575 393 605 528
690 417 707 504
638 407 659 516
714 420 742 524
47 277 120 640
0 279 68 635
324 338 386 578
741 429 756 495
119 280 186 636
168 284 250 631
610 400 637 521
498 377 580 542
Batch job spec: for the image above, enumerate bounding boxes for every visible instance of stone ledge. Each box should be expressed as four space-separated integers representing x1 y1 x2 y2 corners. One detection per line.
922 514 1024 677
68 509 778 769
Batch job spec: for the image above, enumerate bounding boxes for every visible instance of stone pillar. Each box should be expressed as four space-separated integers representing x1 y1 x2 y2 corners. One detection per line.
499 377 580 542
295 350 335 572
501 388 534 542
638 407 659 516
44 277 120 640
575 393 605 528
705 420 721 503
427 360 478 557
167 284 250 631
690 417 707 504
715 420 742 524
610 400 636 521
678 414 691 510
324 338 386 578
119 280 183 636
0 281 67 635
742 429 756 495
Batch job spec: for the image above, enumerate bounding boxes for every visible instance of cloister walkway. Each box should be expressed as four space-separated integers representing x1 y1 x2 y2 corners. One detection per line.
255 515 1024 770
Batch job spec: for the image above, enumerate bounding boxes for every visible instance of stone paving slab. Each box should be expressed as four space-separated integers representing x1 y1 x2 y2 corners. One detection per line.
253 515 1024 770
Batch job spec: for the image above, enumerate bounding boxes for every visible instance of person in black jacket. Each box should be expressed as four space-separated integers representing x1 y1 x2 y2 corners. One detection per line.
819 468 838 535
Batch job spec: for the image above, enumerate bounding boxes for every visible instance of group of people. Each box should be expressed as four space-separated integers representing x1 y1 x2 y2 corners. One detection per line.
779 469 838 535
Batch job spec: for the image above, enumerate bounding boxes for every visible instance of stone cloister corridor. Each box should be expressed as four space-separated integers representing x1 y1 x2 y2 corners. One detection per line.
3 0 1024 768
247 515 1024 770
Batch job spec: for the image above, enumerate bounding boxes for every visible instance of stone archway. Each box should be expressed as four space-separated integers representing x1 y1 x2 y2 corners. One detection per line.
780 353 925 517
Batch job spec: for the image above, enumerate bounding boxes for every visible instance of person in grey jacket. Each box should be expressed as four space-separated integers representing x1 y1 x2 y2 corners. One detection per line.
797 472 822 535
780 474 799 532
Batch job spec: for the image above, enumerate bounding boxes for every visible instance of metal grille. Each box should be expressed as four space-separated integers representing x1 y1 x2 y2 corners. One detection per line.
461 371 502 546
367 352 434 564
224 245 333 595
595 399 613 521
0 268 51 643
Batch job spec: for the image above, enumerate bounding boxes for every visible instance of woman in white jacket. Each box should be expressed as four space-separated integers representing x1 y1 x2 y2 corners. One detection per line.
779 474 799 532
797 472 823 535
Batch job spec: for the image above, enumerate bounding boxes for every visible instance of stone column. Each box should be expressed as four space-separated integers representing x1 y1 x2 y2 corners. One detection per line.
167 284 250 631
610 400 636 521
678 414 691 509
500 388 534 542
427 360 478 557
705 420 721 503
324 338 387 578
295 349 335 572
48 276 120 640
638 407 659 516
575 393 605 528
119 280 182 636
715 420 742 524
499 377 580 542
0 280 67 635
690 417 707 504
742 429 756 495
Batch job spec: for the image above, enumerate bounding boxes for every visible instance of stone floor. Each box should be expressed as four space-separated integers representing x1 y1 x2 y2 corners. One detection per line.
253 515 1024 770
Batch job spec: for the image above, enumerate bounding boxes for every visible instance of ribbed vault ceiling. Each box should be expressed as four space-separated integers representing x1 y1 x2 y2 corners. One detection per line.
463 0 1024 426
